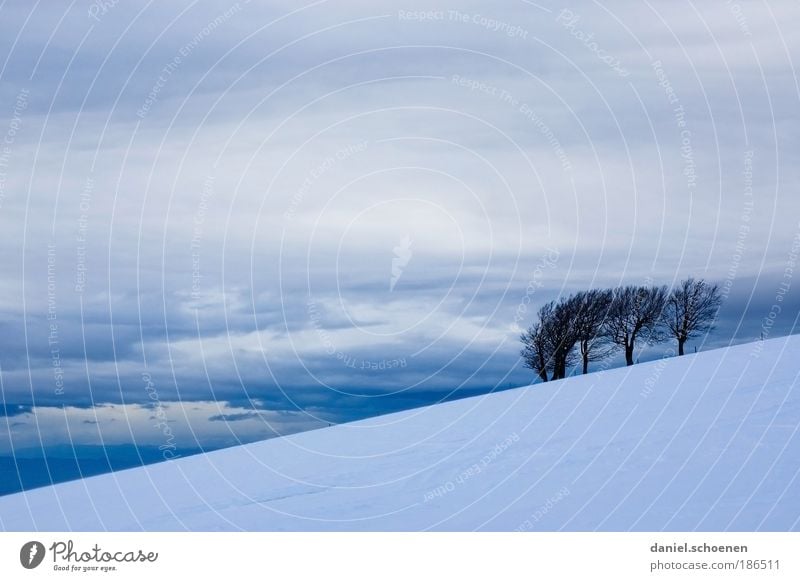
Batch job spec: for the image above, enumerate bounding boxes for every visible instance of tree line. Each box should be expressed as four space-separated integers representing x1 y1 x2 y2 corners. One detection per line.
520 278 722 382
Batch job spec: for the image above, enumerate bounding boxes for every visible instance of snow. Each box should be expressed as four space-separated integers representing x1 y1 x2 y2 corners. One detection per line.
1 336 798 531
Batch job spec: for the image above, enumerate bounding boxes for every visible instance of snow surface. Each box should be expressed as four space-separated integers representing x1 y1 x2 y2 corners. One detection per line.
1 336 798 531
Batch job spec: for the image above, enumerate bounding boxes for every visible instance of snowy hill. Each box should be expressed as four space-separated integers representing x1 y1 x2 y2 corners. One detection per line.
1 336 798 531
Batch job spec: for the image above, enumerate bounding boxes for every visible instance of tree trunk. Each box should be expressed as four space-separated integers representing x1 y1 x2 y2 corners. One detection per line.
678 338 685 356
553 357 565 380
582 354 589 375
538 368 548 382
625 343 634 366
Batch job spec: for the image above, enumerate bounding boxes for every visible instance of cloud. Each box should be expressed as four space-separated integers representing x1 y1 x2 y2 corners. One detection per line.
0 402 325 454
208 411 262 422
0 0 797 447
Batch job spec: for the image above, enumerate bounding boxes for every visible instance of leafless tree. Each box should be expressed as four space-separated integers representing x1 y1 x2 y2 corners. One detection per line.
548 296 581 380
520 317 553 382
520 297 580 381
606 285 668 366
572 289 615 374
663 278 722 355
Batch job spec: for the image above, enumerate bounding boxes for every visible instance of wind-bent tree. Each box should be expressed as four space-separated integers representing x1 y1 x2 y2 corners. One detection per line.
663 277 722 355
572 289 614 374
520 297 580 381
606 285 668 366
520 318 553 382
549 295 584 379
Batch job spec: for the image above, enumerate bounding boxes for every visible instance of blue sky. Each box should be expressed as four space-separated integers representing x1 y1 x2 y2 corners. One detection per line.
0 0 798 460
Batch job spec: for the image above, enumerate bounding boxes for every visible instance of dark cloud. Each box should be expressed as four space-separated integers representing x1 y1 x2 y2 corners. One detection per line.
208 412 261 422
0 404 32 418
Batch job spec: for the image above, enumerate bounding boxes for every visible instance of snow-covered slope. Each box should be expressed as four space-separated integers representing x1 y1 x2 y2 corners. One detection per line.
1 336 798 531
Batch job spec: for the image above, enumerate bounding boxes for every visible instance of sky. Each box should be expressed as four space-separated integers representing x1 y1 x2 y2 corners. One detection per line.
0 0 798 461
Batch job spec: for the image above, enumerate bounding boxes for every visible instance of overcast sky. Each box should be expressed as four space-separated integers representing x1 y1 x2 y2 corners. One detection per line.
0 0 798 452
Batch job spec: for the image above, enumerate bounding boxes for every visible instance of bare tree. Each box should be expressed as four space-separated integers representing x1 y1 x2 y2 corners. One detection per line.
549 295 583 379
572 289 614 374
663 278 722 355
520 301 555 381
520 319 552 382
520 297 580 381
606 285 668 366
